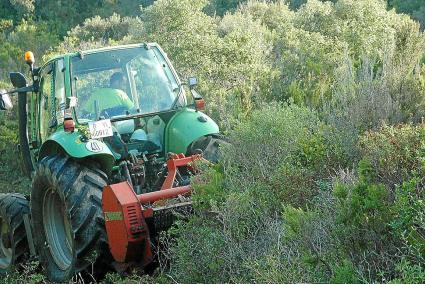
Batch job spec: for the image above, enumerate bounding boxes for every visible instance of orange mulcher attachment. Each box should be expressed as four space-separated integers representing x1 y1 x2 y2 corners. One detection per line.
102 154 202 266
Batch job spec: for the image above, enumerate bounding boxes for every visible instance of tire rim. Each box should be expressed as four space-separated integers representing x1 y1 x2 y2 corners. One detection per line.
43 189 73 271
0 218 12 269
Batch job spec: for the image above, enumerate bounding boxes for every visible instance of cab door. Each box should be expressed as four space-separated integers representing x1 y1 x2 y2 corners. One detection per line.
36 59 66 151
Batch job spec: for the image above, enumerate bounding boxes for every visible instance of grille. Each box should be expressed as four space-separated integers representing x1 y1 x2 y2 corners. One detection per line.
126 204 142 236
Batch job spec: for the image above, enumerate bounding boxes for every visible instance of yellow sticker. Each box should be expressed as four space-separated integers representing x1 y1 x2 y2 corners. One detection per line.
104 211 123 221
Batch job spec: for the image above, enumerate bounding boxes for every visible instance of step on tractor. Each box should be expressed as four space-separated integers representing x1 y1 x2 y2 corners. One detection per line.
0 43 224 282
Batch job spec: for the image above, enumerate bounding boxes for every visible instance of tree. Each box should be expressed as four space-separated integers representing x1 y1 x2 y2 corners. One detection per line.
0 19 59 80
389 0 425 29
205 0 247 15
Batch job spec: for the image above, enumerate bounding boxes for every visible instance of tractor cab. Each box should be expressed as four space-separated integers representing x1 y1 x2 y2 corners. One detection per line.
72 44 185 120
70 44 186 159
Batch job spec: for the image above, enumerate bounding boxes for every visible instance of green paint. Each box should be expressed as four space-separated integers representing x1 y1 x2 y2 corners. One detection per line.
104 211 123 221
38 127 115 174
165 108 219 154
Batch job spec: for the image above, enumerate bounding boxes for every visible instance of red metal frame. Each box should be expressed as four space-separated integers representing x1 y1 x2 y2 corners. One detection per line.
102 182 153 265
160 153 202 191
102 154 203 266
139 186 191 204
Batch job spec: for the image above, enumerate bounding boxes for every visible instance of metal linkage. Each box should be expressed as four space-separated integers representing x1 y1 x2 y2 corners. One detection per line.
160 153 202 191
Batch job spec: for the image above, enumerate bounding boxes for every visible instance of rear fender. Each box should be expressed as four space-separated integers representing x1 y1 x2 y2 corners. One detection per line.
164 108 219 155
38 129 115 175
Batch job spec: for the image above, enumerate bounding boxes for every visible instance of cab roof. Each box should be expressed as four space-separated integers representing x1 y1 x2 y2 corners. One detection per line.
47 42 158 62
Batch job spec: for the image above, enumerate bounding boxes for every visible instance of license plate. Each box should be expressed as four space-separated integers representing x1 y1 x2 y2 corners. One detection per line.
88 119 113 139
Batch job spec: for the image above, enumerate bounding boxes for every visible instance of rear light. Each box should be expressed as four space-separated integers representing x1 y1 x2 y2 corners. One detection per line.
195 98 205 111
63 117 75 132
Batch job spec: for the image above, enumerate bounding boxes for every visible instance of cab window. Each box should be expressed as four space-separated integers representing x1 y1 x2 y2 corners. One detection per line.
38 59 66 142
54 59 66 125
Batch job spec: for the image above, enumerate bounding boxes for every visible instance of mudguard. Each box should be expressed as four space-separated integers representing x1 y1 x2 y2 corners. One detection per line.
164 108 219 155
38 128 115 174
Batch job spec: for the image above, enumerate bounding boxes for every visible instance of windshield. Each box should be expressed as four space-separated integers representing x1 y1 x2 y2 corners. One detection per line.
71 46 183 120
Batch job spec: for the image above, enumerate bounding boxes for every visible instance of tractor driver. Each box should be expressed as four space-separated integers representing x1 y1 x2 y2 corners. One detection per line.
83 72 135 116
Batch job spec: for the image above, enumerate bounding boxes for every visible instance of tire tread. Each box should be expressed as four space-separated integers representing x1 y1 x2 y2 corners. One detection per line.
31 156 109 282
0 193 29 273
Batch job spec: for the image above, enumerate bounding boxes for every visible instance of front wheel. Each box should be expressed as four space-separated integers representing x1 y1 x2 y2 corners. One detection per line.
31 156 108 282
187 134 227 163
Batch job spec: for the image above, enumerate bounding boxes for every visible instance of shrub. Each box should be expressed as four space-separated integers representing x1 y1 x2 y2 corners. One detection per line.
0 89 31 194
161 103 343 283
0 261 45 284
333 160 398 280
329 124 425 281
359 124 425 190
270 0 425 108
389 259 425 284
0 19 59 81
330 260 361 284
224 103 318 170
191 165 226 210
391 177 425 267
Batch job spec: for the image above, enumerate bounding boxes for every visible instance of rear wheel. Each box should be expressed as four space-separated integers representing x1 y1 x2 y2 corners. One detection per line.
187 134 227 163
31 156 108 282
0 193 29 273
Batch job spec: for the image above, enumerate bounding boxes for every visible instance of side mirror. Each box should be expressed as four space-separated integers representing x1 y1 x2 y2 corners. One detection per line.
188 77 198 90
187 77 205 111
10 72 27 88
0 90 13 110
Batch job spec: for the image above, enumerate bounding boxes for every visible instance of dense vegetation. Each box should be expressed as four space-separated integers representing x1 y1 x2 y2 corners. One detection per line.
0 0 424 283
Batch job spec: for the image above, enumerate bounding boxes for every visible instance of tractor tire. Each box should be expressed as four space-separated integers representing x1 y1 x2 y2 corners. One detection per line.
0 193 29 274
187 134 227 163
31 155 108 282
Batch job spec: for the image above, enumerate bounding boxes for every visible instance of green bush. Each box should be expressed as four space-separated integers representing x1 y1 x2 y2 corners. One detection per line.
329 124 425 281
0 89 30 194
391 177 424 266
162 104 342 283
333 160 398 280
389 259 425 284
0 261 45 284
0 19 59 81
330 260 361 284
166 118 423 283
191 164 226 210
359 124 425 190
389 0 425 29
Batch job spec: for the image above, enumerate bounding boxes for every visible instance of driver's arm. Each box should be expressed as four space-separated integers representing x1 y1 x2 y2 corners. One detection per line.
117 90 135 110
82 95 96 113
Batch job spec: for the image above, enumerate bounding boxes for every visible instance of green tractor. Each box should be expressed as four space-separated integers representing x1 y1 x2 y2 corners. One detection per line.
0 43 223 282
